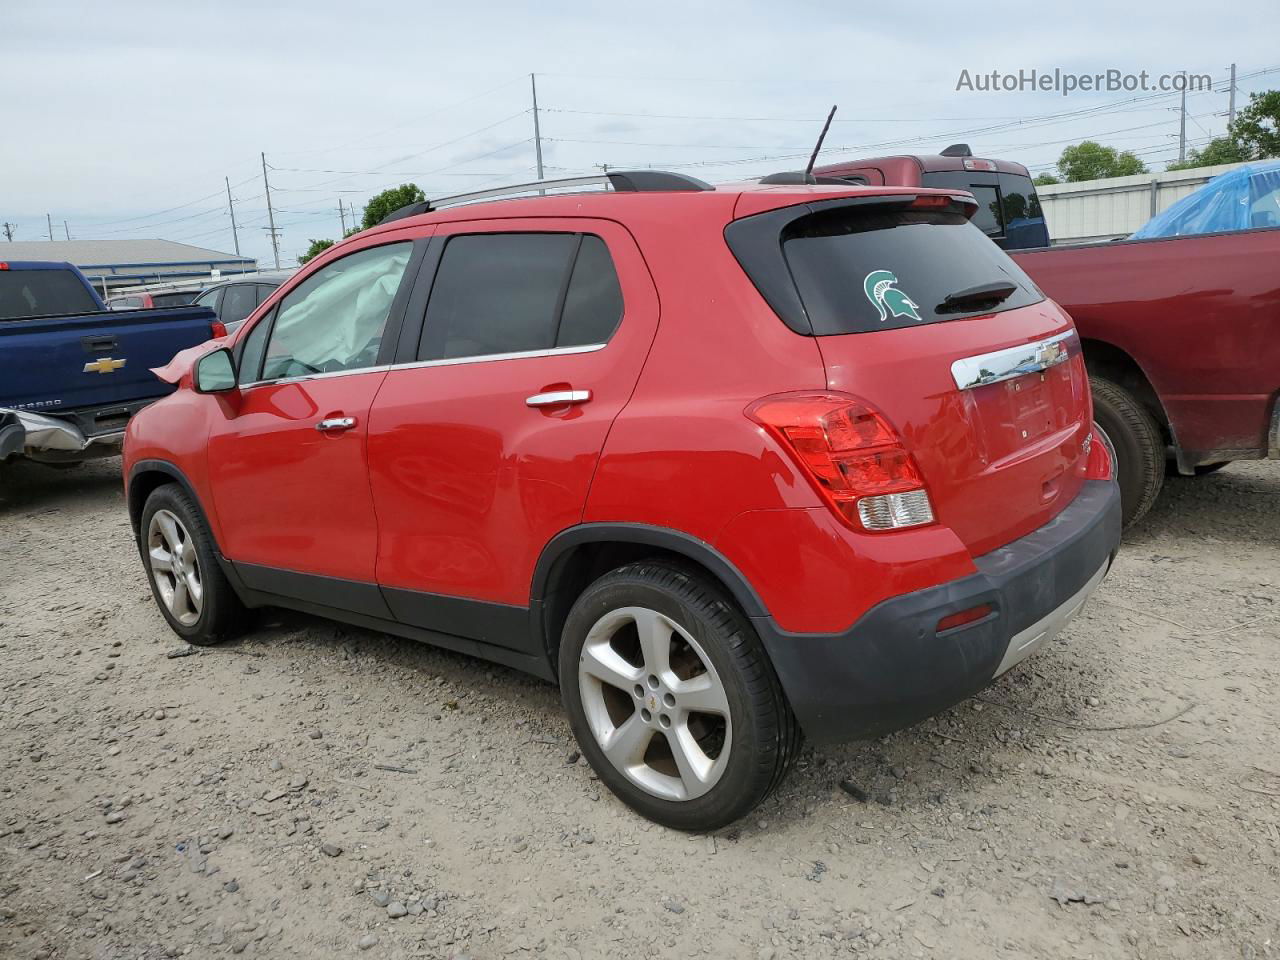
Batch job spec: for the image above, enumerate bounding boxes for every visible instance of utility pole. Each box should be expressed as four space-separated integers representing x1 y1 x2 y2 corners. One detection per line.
2 222 14 242
1227 62 1238 126
1178 72 1187 164
261 151 281 269
225 176 241 256
63 220 71 241
530 72 544 181
338 200 347 236
47 213 54 241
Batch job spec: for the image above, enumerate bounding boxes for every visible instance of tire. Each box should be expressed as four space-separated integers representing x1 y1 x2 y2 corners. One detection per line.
1090 375 1163 527
1167 460 1231 478
139 484 246 645
559 560 800 831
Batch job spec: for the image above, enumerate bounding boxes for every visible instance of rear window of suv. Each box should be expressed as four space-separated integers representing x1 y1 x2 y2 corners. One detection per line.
780 205 1043 335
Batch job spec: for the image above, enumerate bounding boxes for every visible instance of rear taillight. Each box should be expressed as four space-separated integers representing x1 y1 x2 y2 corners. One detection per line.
1081 424 1114 481
0 262 8 270
747 392 935 532
210 321 228 339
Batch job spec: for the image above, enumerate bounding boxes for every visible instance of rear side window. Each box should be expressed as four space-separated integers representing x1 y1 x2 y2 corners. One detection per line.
780 206 1043 335
418 233 622 362
109 296 143 311
193 287 223 315
0 269 99 319
151 292 196 307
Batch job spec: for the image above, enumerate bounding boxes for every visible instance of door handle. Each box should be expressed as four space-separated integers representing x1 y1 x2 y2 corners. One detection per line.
315 416 357 432
526 389 591 408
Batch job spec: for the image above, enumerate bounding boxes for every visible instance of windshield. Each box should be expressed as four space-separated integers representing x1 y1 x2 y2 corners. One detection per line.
781 207 1044 335
0 269 100 320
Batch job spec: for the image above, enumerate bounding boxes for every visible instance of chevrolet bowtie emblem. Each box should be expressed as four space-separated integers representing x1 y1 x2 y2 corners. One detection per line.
84 357 127 374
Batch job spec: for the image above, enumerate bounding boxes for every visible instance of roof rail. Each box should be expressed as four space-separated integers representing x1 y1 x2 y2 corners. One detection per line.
376 170 714 225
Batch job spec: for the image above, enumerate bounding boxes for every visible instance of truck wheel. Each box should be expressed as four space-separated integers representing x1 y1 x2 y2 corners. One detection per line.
140 484 246 645
1089 376 1163 527
559 560 800 831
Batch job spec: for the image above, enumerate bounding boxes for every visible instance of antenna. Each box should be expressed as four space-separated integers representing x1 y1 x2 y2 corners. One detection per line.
804 105 838 179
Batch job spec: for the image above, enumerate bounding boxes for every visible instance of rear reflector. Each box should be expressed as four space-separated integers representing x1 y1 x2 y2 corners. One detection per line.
937 603 994 634
747 392 935 532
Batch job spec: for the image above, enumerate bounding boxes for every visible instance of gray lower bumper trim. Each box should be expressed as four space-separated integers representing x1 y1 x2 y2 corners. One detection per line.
993 559 1108 677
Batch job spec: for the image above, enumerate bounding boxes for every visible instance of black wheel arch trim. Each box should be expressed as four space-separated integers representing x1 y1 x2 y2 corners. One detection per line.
127 459 215 540
530 522 769 618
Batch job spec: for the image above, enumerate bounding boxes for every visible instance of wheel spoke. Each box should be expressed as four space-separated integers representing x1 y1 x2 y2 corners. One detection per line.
185 570 203 607
580 642 643 693
171 574 190 617
157 512 183 553
633 608 673 677
602 713 652 769
673 673 729 716
667 721 713 792
149 545 175 574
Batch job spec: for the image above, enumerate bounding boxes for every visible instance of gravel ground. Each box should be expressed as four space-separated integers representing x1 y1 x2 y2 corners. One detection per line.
1 458 1277 960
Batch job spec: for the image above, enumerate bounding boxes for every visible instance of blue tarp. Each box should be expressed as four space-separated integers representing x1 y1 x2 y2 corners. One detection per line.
1130 159 1280 239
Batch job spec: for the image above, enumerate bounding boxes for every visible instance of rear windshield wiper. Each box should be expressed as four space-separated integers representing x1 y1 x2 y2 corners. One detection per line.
936 280 1018 314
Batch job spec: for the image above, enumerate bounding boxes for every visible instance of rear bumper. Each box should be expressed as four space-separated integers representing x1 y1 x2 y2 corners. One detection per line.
753 478 1121 744
0 400 150 463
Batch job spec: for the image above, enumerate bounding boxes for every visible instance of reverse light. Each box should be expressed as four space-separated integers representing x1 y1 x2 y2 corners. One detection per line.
747 392 936 532
1081 423 1115 481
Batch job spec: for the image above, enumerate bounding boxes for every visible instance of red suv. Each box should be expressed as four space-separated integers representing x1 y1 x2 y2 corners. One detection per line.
123 171 1120 830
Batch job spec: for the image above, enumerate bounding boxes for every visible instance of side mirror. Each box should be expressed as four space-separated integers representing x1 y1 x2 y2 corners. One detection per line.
194 348 237 393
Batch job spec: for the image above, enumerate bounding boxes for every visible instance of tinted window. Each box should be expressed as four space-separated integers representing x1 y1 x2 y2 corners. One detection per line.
151 292 197 307
781 207 1043 334
193 287 223 315
221 284 258 325
419 233 625 361
238 310 272 385
922 173 1003 236
419 234 575 361
261 243 411 381
557 236 623 347
0 269 100 320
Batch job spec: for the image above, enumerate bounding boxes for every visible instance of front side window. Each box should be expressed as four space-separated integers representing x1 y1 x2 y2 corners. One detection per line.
261 243 411 381
417 232 623 362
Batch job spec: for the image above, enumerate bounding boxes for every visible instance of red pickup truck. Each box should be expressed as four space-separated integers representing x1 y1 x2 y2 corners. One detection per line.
817 149 1280 525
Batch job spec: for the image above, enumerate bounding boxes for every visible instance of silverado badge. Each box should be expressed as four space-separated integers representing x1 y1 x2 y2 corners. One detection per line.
863 270 922 323
83 358 127 374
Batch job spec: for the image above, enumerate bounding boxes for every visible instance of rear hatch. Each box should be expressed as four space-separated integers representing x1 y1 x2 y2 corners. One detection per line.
729 194 1090 556
0 305 219 412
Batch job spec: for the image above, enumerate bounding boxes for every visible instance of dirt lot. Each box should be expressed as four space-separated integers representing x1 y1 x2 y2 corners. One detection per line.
1 458 1277 960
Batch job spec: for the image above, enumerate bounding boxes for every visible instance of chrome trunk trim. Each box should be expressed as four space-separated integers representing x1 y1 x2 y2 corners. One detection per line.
951 330 1078 391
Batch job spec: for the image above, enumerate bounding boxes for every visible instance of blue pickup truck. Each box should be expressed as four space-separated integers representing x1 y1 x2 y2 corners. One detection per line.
0 260 221 466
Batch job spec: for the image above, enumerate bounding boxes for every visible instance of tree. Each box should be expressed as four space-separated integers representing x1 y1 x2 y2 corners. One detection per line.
1166 137 1248 171
298 238 335 265
1052 141 1148 182
1033 172 1061 186
359 184 426 231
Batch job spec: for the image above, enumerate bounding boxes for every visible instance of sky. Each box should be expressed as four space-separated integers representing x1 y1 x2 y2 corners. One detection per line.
5 0 1278 268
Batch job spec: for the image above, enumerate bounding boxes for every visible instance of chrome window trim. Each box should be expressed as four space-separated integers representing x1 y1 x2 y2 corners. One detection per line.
240 364 393 390
950 330 1077 391
393 342 606 373
237 343 607 389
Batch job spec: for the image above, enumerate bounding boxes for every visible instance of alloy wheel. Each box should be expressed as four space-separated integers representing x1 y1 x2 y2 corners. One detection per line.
147 509 203 626
577 606 732 801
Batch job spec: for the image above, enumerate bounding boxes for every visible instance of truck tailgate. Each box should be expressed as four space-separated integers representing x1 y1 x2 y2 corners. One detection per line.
0 306 217 410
